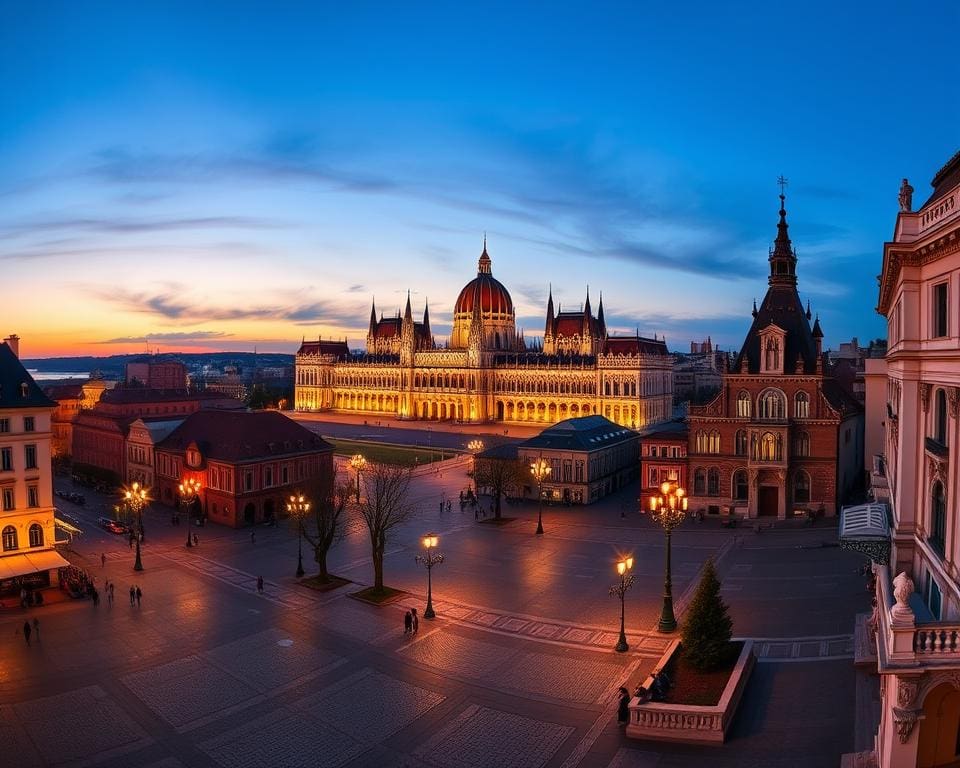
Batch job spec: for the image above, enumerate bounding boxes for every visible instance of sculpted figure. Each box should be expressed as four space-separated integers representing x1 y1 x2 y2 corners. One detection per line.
899 178 914 213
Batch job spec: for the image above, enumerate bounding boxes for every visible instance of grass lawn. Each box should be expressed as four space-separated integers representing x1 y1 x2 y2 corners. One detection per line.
663 641 744 706
350 585 407 605
328 438 455 467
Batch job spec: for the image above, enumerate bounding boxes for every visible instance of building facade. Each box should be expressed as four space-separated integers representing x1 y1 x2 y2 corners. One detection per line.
154 410 334 528
865 150 960 768
0 336 69 596
686 194 863 519
638 421 689 512
125 418 184 488
295 244 674 430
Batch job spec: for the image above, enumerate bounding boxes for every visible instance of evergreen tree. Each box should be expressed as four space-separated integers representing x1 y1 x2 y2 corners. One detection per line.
681 558 733 672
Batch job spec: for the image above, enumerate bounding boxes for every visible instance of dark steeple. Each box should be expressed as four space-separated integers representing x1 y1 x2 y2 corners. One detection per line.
812 314 824 338
806 299 812 320
403 291 412 322
597 291 606 335
422 298 431 336
769 190 798 287
544 284 554 336
583 286 592 333
478 234 492 275
368 298 377 335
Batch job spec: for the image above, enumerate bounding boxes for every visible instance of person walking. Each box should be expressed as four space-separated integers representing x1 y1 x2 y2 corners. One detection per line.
251 531 256 545
109 582 115 606
193 533 199 546
617 686 630 725
135 585 142 607
403 610 412 636
129 584 135 606
91 588 99 607
256 575 264 594
411 607 419 634
31 617 39 643
22 621 31 646
101 552 106 567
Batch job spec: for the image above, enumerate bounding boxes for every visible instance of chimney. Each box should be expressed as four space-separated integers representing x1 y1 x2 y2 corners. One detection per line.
3 334 20 358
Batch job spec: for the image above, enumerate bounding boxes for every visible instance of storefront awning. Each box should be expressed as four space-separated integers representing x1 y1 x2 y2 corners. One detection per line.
0 549 71 580
839 503 891 564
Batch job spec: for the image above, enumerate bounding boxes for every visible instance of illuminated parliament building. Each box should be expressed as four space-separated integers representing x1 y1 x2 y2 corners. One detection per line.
294 243 673 428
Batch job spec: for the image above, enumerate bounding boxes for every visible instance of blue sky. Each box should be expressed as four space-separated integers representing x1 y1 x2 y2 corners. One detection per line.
2 2 957 357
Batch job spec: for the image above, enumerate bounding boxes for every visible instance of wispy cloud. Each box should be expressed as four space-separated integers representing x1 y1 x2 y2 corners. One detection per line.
97 330 233 344
0 215 282 240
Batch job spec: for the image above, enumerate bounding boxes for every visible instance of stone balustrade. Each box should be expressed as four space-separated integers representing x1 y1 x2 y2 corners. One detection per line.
914 624 960 655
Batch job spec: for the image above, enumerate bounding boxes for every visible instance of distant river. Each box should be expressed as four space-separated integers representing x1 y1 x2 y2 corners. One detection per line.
27 370 89 381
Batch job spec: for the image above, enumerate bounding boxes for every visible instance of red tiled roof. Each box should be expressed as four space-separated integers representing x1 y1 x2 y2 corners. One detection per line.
157 410 333 462
454 274 514 315
604 336 669 356
101 388 231 405
297 340 350 357
43 384 84 400
554 315 586 336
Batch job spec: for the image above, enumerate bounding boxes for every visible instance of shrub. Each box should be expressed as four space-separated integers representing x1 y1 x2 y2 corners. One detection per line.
681 558 733 672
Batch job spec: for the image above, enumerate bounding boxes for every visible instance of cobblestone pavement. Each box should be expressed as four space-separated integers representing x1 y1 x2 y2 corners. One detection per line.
12 462 868 767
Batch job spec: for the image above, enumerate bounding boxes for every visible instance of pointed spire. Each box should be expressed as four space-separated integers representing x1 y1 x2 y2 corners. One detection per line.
369 297 377 335
422 297 431 335
478 235 492 275
597 290 606 335
806 299 812 320
769 184 798 287
544 284 555 336
752 298 758 318
812 313 824 338
403 290 412 322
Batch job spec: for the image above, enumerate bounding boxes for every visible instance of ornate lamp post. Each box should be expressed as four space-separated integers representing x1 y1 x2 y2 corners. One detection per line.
648 479 688 633
530 455 551 535
415 533 444 619
349 454 367 502
467 439 484 453
123 482 149 571
610 556 635 652
179 478 201 548
287 493 310 578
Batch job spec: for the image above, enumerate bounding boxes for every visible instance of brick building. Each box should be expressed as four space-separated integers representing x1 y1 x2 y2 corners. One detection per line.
154 410 334 528
687 193 863 519
638 420 688 511
125 357 188 390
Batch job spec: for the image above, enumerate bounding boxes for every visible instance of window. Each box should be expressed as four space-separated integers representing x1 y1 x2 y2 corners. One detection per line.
244 472 254 492
648 467 658 487
934 282 948 338
24 444 36 470
757 432 782 461
28 523 43 548
925 572 943 621
758 389 786 420
1 525 16 551
0 448 11 472
931 480 947 557
2 487 13 510
733 470 748 501
707 468 720 496
27 485 38 507
794 431 810 457
696 430 720 454
735 430 747 456
736 391 751 418
264 467 273 488
795 392 810 419
0 419 7 433
575 461 584 482
934 388 948 445
693 468 706 495
23 416 35 432
794 471 810 503
282 465 289 485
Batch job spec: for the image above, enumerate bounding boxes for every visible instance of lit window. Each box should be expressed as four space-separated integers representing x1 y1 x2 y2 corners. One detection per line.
795 392 810 419
1 525 16 549
28 523 43 547
27 486 38 507
2 488 13 510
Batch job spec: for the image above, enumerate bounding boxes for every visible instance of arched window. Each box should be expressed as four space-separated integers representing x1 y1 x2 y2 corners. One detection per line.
733 470 748 500
795 391 810 419
736 391 751 418
707 468 720 496
2 525 17 551
931 481 947 556
28 523 43 547
693 468 706 495
935 389 948 445
794 471 810 503
758 389 786 420
758 432 781 461
735 430 747 456
794 430 810 457
708 431 720 454
695 430 706 453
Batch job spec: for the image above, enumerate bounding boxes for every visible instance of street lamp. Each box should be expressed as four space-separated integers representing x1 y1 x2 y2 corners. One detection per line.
648 479 688 632
415 533 444 619
610 556 635 652
349 454 367 502
530 455 551 535
287 493 310 578
123 482 149 571
467 439 484 453
179 478 201 548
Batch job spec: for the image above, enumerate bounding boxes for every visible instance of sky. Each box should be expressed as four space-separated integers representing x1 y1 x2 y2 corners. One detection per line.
2 2 958 359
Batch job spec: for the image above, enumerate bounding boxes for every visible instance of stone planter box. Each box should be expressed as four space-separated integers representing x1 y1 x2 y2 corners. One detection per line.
626 638 755 744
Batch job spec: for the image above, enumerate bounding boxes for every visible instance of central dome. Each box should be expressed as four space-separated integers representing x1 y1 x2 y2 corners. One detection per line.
454 245 514 315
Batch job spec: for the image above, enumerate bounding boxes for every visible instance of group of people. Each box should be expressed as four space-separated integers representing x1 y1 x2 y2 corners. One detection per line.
129 584 143 607
403 608 420 636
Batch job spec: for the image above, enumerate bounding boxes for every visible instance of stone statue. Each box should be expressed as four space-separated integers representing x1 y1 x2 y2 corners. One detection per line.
899 178 914 213
892 572 915 619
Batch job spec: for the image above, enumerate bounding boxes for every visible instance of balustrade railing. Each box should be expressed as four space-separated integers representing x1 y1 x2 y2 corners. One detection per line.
914 625 960 655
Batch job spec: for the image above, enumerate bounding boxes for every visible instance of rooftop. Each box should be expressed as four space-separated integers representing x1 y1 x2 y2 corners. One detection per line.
0 343 55 410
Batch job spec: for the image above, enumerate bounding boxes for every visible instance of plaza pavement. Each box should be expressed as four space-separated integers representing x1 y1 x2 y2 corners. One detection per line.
0 436 869 767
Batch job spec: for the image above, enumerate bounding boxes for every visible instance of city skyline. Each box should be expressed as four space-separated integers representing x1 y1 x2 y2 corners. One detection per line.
3 3 958 358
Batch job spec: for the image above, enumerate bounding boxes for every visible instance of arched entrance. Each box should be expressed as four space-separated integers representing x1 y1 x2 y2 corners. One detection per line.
919 683 960 767
243 503 256 526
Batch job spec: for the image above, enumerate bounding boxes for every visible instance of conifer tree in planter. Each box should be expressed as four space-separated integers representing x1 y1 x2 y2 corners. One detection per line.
681 558 733 672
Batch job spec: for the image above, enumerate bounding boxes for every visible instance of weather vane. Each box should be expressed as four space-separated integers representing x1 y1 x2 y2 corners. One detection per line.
777 175 788 196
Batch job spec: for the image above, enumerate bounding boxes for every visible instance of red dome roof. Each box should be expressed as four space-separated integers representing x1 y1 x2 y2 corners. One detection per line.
454 245 514 316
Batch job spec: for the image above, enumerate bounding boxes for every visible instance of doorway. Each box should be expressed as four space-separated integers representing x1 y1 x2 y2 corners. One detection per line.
758 486 779 517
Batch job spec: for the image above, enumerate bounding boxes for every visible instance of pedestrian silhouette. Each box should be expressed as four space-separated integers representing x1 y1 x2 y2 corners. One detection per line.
193 533 199 546
411 608 419 634
22 621 31 645
257 575 264 594
129 585 135 605
404 610 412 635
135 585 142 607
101 552 106 567
32 617 39 642
251 531 256 544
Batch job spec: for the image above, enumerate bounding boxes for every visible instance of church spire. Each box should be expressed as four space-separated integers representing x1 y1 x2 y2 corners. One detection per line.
544 283 555 336
368 297 377 335
422 297 430 334
403 290 413 322
597 290 606 335
769 179 798 287
478 235 492 275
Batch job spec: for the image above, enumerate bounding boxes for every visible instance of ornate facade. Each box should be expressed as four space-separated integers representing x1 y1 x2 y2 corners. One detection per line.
295 243 673 429
686 193 863 519
863 149 960 768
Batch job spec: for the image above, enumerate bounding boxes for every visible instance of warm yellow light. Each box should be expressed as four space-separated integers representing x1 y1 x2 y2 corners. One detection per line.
649 496 657 511
617 561 626 575
676 487 685 498
660 481 671 496
626 557 634 570
682 498 689 511
423 533 438 549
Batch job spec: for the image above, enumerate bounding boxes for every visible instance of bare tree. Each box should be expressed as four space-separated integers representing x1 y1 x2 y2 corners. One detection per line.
358 462 416 593
300 469 353 582
473 456 527 519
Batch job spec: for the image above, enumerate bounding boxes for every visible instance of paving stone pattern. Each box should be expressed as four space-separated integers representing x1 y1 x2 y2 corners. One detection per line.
12 685 150 764
296 668 445 744
123 655 259 729
414 704 574 768
401 628 520 677
606 748 664 768
492 651 628 703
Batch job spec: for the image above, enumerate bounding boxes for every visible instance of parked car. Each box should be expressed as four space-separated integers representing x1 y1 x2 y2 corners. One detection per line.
97 517 129 535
